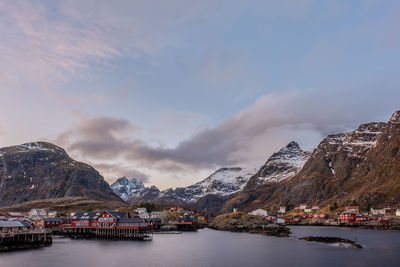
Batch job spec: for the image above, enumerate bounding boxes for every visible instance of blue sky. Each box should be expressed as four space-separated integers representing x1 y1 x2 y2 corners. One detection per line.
0 0 399 189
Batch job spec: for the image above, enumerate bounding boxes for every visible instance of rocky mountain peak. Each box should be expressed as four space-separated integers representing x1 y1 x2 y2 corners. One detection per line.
245 142 311 186
111 177 146 201
285 141 301 150
0 141 68 158
389 110 400 124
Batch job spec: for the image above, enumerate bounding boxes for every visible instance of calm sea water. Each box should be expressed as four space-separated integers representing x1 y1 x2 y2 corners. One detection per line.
0 227 399 267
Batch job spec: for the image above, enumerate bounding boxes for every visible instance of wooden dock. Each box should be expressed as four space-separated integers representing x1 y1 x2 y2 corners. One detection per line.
0 230 52 252
58 227 153 240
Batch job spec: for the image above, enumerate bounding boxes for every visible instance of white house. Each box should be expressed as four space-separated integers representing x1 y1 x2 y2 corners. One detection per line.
304 208 312 213
345 206 360 214
279 207 286 214
135 208 150 219
396 209 400 217
47 211 57 218
135 208 147 214
29 209 47 220
249 209 268 217
312 205 320 211
370 207 386 215
299 204 308 210
150 211 168 218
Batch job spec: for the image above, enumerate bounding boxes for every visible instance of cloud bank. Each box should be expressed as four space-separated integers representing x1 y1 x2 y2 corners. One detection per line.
56 86 400 183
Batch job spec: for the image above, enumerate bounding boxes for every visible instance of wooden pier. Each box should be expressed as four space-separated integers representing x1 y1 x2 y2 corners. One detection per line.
58 227 153 240
0 230 52 252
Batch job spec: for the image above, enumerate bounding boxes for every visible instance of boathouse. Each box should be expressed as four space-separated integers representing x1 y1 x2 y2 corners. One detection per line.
60 210 152 240
0 221 26 233
37 218 63 229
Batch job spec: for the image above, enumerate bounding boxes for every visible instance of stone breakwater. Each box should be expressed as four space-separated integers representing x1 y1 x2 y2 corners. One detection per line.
209 212 290 237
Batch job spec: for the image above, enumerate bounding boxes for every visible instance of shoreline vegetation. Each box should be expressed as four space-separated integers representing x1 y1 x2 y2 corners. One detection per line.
209 212 290 237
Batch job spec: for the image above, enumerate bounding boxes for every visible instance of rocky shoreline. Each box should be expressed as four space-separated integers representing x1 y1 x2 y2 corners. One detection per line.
209 212 290 237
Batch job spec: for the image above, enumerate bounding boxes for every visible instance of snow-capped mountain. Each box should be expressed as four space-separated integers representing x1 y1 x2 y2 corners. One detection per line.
111 167 258 204
157 167 258 204
245 141 311 188
110 177 147 201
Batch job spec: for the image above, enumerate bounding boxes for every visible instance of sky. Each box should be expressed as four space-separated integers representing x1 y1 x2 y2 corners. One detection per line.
0 0 399 190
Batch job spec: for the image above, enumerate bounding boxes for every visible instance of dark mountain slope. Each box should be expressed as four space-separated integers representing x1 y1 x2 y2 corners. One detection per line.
0 142 121 207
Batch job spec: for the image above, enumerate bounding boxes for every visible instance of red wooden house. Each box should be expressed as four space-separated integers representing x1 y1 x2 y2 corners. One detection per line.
37 218 63 228
69 211 129 229
338 213 356 223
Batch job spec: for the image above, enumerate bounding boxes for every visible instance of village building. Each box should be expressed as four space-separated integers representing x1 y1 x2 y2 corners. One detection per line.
345 206 360 214
150 211 169 222
249 209 268 217
170 207 184 213
299 204 308 210
136 208 150 219
370 207 386 215
0 212 8 221
279 207 286 214
7 212 25 218
311 205 320 211
28 209 47 220
59 210 153 240
396 209 400 217
304 208 312 213
20 219 34 229
178 213 198 224
338 213 357 223
0 220 26 233
47 211 57 218
37 218 63 229
356 215 369 222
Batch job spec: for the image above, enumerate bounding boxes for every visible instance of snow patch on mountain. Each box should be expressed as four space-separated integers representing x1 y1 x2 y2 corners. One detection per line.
320 122 385 159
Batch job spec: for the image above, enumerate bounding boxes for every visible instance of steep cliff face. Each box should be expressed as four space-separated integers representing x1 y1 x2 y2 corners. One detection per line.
0 142 121 207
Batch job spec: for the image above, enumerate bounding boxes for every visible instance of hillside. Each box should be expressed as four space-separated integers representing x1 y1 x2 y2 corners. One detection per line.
0 142 122 207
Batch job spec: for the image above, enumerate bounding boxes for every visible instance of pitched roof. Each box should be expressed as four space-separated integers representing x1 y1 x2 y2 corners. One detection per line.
108 211 128 219
72 212 102 220
0 220 25 227
42 218 62 222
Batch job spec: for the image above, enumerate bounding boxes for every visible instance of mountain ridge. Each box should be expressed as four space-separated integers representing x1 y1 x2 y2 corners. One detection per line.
0 141 122 207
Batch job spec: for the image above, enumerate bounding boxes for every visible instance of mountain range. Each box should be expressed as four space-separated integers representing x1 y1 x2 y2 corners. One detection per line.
0 110 398 214
111 110 400 214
